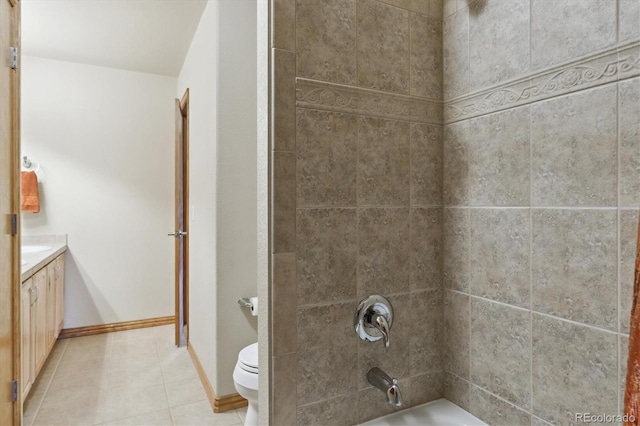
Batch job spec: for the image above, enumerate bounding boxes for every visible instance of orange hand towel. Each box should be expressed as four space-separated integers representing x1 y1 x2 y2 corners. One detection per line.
21 171 40 213
625 216 640 425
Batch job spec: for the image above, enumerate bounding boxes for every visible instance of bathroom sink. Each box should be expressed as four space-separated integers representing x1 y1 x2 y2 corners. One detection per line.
21 245 52 254
21 260 28 266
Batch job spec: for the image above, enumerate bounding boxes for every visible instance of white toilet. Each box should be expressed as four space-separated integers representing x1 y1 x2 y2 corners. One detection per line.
233 342 259 426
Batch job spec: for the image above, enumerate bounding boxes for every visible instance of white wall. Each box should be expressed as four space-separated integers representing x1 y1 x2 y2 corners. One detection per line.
216 0 258 396
177 0 257 397
21 56 176 328
176 0 220 394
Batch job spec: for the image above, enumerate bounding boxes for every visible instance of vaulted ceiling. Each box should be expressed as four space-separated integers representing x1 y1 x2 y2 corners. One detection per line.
22 0 207 76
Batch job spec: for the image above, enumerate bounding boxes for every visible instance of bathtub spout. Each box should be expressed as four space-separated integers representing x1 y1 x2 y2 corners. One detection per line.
367 367 403 408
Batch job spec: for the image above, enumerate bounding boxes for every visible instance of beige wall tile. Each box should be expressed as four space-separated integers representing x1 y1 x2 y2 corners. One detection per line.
358 116 411 206
469 386 531 426
443 8 469 98
273 353 297 426
410 13 443 99
410 208 443 290
273 49 296 152
468 106 530 206
469 0 529 91
620 210 639 334
620 78 640 207
357 293 411 389
273 151 296 253
411 123 443 207
620 0 640 43
408 371 444 406
443 208 469 292
443 372 470 410
532 209 617 330
620 334 629 412
531 0 616 70
296 0 357 84
443 290 469 378
470 209 530 308
531 416 554 426
357 0 410 94
376 0 429 15
470 299 531 408
357 378 411 423
296 208 357 305
531 84 617 207
296 109 358 206
297 394 359 426
429 0 443 18
297 302 358 405
443 0 457 17
272 253 297 355
532 314 617 424
410 289 443 374
358 208 411 296
443 121 469 206
273 0 295 51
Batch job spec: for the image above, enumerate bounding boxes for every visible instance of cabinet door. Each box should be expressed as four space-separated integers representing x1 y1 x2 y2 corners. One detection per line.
33 268 48 374
21 279 33 399
55 254 65 335
46 262 56 350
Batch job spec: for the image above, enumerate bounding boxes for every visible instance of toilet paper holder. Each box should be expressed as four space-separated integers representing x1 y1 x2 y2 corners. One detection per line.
238 297 259 316
238 298 253 308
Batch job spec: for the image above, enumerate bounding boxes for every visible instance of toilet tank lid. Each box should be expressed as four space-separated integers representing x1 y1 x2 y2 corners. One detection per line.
239 342 258 368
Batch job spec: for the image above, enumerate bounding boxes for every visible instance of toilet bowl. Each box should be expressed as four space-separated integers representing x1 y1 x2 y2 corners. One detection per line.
233 342 258 426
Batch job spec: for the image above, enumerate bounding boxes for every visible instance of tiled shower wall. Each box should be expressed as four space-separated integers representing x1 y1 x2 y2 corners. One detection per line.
442 1 640 425
270 0 445 424
271 0 640 425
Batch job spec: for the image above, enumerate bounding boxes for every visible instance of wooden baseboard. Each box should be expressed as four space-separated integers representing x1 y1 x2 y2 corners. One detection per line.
188 342 248 413
58 316 175 339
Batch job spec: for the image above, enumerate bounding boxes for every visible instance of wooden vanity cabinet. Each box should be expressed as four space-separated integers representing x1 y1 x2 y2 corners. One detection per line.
21 253 65 399
33 268 47 375
20 278 34 399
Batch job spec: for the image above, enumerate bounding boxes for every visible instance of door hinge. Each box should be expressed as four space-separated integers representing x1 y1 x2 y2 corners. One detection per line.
11 380 17 402
9 47 18 69
10 214 17 236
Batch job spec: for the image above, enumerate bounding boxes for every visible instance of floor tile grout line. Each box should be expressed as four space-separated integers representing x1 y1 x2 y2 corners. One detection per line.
29 339 69 425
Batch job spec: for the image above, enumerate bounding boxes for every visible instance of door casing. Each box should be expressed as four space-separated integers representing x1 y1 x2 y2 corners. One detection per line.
174 89 189 347
1 0 21 423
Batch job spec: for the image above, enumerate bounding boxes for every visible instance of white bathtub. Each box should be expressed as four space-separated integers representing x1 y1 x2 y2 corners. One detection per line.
361 398 488 426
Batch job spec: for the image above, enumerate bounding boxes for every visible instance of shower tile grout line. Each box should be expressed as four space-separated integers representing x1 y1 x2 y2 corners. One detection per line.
446 289 621 336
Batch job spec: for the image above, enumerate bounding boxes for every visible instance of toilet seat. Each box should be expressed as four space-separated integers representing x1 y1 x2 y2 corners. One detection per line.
238 342 258 374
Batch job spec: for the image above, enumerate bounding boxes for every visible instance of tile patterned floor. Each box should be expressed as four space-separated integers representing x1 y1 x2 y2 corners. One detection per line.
23 325 247 426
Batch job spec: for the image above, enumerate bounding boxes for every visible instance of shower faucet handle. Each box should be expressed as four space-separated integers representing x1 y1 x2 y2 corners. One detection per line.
354 295 394 348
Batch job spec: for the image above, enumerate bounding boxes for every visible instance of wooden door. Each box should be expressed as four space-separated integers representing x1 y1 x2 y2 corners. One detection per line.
172 90 189 347
0 0 20 423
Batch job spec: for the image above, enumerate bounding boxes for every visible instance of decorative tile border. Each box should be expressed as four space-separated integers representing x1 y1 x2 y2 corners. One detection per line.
296 78 443 124
445 40 640 123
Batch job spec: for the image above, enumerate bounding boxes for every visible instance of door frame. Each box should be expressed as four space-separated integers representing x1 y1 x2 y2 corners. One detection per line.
174 89 189 346
2 0 21 423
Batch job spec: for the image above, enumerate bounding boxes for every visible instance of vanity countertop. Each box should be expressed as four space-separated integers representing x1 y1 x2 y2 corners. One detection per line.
21 235 68 283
